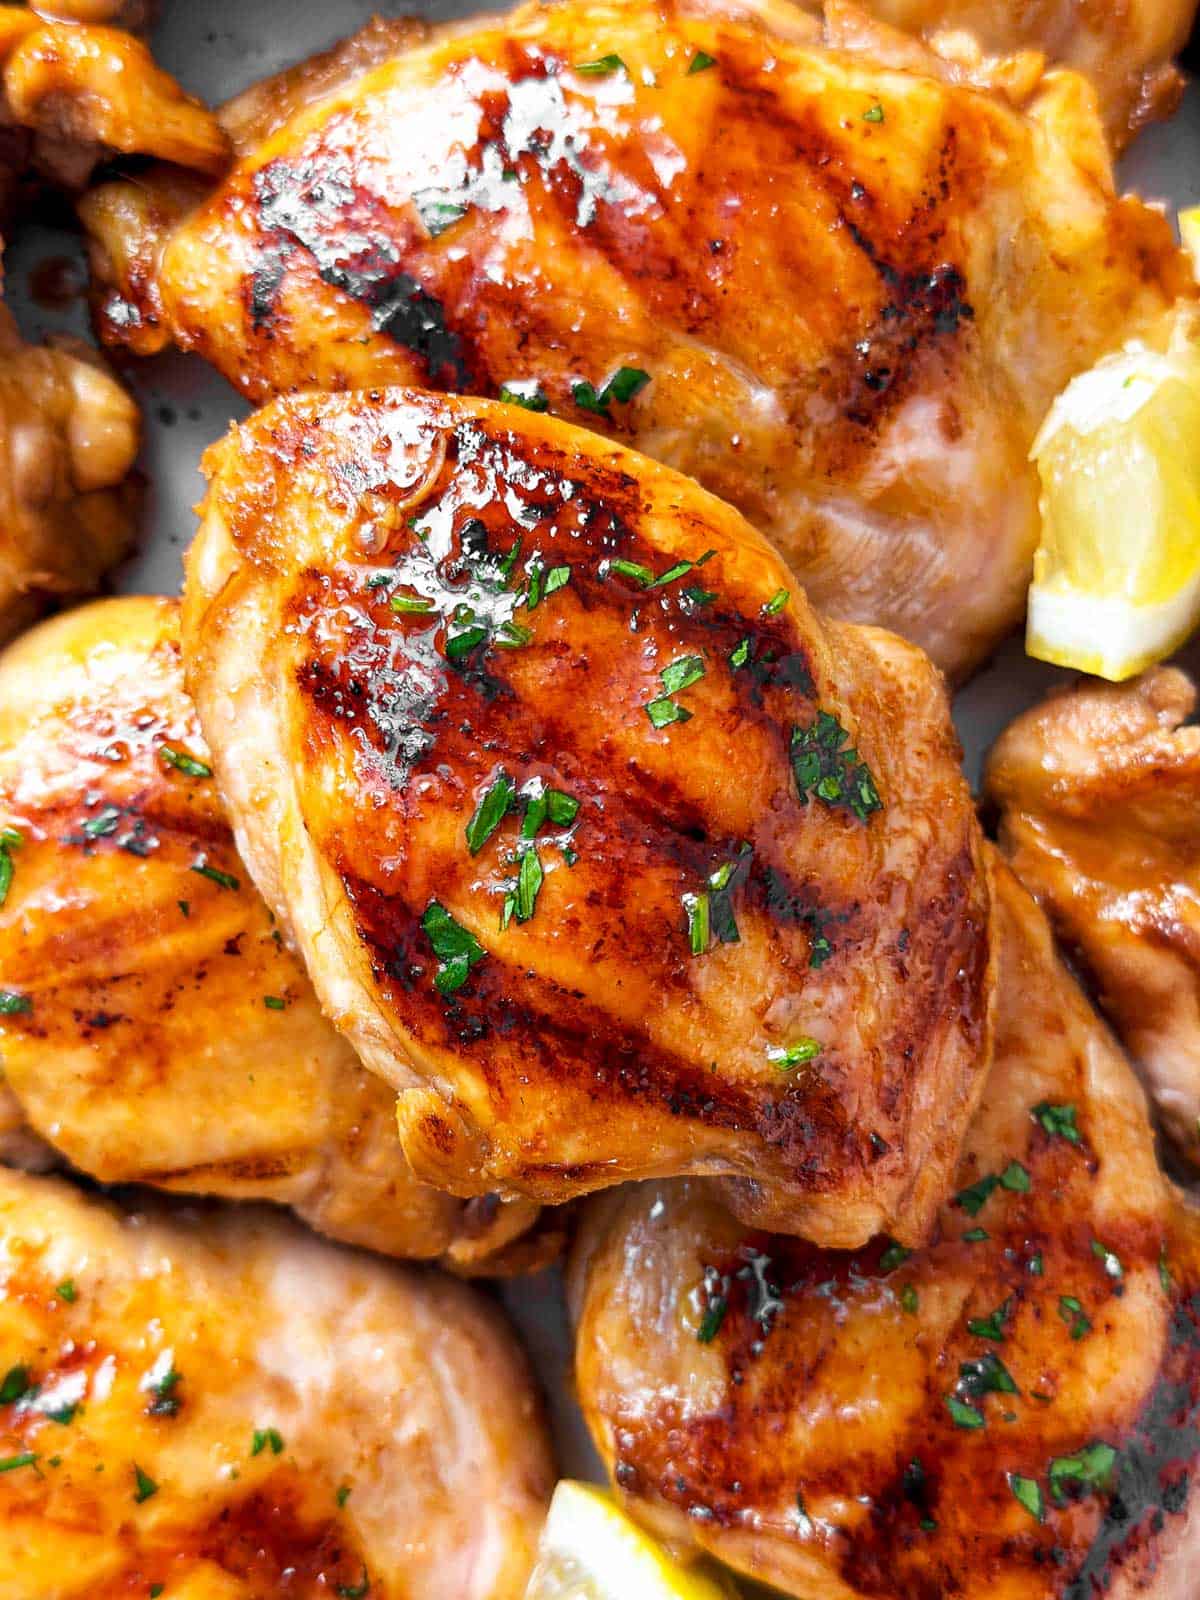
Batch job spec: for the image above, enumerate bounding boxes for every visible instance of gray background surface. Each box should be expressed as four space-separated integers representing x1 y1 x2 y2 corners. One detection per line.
10 0 1200 1513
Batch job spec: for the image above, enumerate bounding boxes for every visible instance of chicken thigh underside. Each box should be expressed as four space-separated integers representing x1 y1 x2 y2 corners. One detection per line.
81 0 1193 679
183 385 994 1249
570 859 1200 1600
0 595 546 1272
986 668 1200 1172
0 1165 553 1599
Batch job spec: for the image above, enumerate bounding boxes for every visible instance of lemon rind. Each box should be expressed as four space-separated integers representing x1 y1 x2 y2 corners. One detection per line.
1027 570 1200 681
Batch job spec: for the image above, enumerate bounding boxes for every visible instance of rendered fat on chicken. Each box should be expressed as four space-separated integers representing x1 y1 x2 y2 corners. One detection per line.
0 1166 553 1598
0 595 545 1271
570 860 1200 1599
986 667 1200 1172
183 386 995 1248
80 0 1194 679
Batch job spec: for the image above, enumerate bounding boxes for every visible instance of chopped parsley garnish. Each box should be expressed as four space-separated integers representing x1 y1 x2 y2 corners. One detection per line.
1000 1161 1031 1193
962 1227 989 1243
1059 1295 1092 1340
575 53 626 75
790 712 882 822
146 1363 182 1417
159 746 212 778
0 989 31 1016
1009 1474 1043 1522
251 1427 284 1457
572 366 650 419
421 901 486 995
1028 1252 1044 1276
660 655 705 696
151 1588 165 1598
466 771 517 855
879 1240 911 1273
900 1284 919 1315
337 1484 352 1508
863 103 885 123
1048 1442 1116 1505
966 1297 1012 1343
681 586 716 607
696 1297 727 1344
496 620 533 649
191 857 239 892
955 1174 999 1217
1160 1247 1173 1297
524 558 571 610
607 557 655 585
1033 1101 1081 1145
336 1569 371 1598
445 623 490 661
683 891 710 955
730 638 751 669
0 1452 37 1474
0 825 22 909
498 382 549 412
263 995 286 1011
767 1037 821 1070
82 805 121 838
958 1351 1018 1399
55 1280 76 1303
0 1365 32 1405
945 1396 984 1429
389 591 435 614
763 587 789 615
413 190 469 237
1091 1239 1123 1280
511 846 544 923
651 561 694 589
604 552 707 590
647 697 691 728
687 50 717 73
133 1465 158 1503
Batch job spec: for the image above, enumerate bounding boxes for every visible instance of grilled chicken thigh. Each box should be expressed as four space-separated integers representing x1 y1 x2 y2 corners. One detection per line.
0 595 544 1270
0 1165 553 1599
986 668 1200 1169
570 860 1200 1599
81 0 1192 678
183 387 994 1248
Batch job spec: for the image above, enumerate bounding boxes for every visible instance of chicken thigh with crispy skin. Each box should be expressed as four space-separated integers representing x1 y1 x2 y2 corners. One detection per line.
0 1166 553 1598
80 0 1192 678
0 595 545 1270
986 668 1200 1170
183 387 995 1249
570 860 1200 1599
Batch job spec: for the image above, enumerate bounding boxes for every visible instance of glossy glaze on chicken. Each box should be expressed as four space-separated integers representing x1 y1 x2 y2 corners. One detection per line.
987 668 1200 1171
571 861 1200 1599
183 387 994 1247
0 595 545 1269
82 0 1194 676
0 1166 553 1598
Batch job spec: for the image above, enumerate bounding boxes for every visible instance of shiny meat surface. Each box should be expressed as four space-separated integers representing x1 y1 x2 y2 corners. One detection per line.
182 387 995 1248
81 0 1193 677
865 0 1197 145
986 668 1200 1169
0 595 546 1271
0 1166 553 1598
570 860 1200 1599
0 302 138 646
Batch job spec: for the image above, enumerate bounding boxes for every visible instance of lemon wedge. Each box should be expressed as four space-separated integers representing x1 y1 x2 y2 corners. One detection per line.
1026 305 1200 680
524 1480 740 1600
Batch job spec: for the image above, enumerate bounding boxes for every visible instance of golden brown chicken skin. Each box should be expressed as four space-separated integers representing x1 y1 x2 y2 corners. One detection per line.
81 0 1192 678
986 668 1200 1171
183 386 995 1248
0 595 545 1271
570 860 1200 1600
0 1166 553 1599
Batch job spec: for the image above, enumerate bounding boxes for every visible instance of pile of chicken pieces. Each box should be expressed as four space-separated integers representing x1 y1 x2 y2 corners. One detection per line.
0 1 1198 1596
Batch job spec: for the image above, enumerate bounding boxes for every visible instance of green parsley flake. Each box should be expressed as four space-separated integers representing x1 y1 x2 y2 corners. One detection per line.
0 826 20 910
900 1284 919 1315
0 1365 32 1404
790 712 882 822
687 50 717 73
337 1484 352 1508
55 1280 77 1303
413 190 468 237
683 891 710 955
336 1568 371 1598
763 587 789 615
945 1396 984 1430
389 591 435 614
133 1465 158 1503
446 623 490 661
191 858 240 892
767 1037 821 1070
958 1351 1018 1398
251 1427 284 1457
514 846 544 923
159 746 212 779
1009 1474 1043 1522
0 1452 37 1474
696 1298 727 1344
263 995 286 1011
573 366 650 419
607 557 655 585
660 655 705 696
1028 1252 1044 1276
879 1240 911 1273
576 53 626 75
646 696 692 729
955 1174 999 1217
962 1227 989 1243
863 103 885 123
0 989 31 1016
421 901 486 996
499 382 549 414
966 1297 1012 1343
82 805 121 838
466 771 517 855
730 638 751 669
1160 1247 1173 1297
147 1363 182 1417
1000 1161 1031 1193
1032 1101 1081 1145
1091 1238 1124 1280
1048 1442 1116 1505
1059 1295 1092 1340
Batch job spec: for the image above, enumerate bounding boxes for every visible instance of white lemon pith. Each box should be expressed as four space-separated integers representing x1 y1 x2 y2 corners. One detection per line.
1027 303 1200 681
524 1480 739 1600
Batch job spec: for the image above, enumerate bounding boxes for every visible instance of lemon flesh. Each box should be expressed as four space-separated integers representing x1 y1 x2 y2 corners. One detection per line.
1027 307 1200 680
524 1481 739 1600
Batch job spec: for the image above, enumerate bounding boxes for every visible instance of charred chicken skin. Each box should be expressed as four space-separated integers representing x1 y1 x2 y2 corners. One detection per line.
182 387 995 1249
0 595 544 1271
81 0 1193 678
987 668 1200 1171
570 859 1200 1599
0 1166 553 1599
